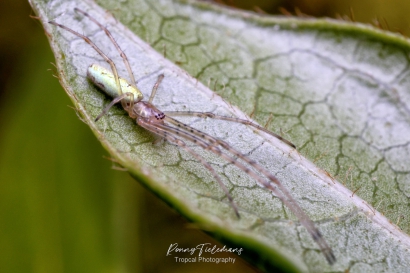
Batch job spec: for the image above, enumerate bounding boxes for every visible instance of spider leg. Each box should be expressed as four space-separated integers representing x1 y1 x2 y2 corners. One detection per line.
95 92 136 121
148 74 165 103
164 111 296 148
138 118 240 218
163 116 336 264
74 8 137 87
49 20 124 103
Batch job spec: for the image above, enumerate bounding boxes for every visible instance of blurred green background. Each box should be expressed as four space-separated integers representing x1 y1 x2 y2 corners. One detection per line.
1 0 410 272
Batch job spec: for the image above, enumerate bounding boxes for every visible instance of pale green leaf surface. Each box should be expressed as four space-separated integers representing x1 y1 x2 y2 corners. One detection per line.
30 0 410 271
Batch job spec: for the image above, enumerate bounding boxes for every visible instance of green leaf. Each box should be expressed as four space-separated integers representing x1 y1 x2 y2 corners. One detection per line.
29 0 410 271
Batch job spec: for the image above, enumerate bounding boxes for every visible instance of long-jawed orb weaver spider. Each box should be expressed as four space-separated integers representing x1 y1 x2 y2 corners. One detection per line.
49 7 336 265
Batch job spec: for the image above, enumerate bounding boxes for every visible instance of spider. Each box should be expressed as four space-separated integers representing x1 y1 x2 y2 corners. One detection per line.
49 7 336 265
